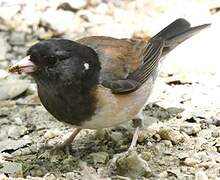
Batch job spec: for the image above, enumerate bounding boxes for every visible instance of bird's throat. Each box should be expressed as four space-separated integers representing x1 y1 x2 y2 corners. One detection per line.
37 81 97 126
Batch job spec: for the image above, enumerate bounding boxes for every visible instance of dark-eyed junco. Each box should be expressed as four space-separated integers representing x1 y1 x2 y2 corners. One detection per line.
9 18 210 151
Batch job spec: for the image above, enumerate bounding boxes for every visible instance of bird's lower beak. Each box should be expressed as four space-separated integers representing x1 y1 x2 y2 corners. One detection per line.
9 56 36 74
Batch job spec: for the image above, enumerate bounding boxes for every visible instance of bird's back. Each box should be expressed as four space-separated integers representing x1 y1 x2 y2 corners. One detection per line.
77 36 149 82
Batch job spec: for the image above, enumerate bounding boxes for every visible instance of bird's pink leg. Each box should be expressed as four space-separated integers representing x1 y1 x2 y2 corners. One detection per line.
44 128 82 154
129 118 143 150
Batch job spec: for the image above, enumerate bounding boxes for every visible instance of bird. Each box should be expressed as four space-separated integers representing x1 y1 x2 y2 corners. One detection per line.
9 18 210 152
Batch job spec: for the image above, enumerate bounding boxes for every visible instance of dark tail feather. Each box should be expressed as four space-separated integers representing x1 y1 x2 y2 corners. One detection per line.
152 18 210 55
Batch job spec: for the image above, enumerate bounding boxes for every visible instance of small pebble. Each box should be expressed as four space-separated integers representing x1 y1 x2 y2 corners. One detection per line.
141 151 152 161
9 31 26 45
43 173 57 180
110 131 124 143
161 140 173 147
184 157 200 166
90 152 109 164
166 107 184 115
212 128 220 138
0 35 10 60
159 127 184 144
43 129 61 139
0 79 30 100
0 161 22 177
95 129 110 140
8 125 27 139
14 117 23 125
177 152 189 160
116 151 152 179
180 123 201 135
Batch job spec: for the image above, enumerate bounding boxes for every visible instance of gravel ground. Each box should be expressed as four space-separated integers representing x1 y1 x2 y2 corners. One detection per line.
0 0 220 179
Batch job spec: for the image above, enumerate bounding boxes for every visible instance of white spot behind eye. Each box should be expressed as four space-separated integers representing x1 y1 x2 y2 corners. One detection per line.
84 63 89 70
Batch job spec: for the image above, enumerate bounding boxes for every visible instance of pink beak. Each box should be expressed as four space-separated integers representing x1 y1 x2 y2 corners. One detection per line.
9 56 36 74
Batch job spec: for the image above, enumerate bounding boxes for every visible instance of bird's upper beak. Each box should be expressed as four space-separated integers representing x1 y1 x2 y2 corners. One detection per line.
8 56 36 74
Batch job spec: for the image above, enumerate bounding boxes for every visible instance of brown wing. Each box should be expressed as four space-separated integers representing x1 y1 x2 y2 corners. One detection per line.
76 36 150 82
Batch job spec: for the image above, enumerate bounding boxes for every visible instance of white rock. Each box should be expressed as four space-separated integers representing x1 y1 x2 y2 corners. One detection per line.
8 125 27 139
0 174 7 180
0 161 22 177
0 35 9 60
162 140 173 147
159 171 168 178
212 128 220 138
195 171 209 180
0 70 9 79
0 79 30 100
66 0 88 10
40 9 77 33
88 0 102 6
0 154 5 163
95 3 110 15
14 117 23 125
44 129 62 139
180 123 201 135
184 157 200 166
0 4 21 22
21 4 41 28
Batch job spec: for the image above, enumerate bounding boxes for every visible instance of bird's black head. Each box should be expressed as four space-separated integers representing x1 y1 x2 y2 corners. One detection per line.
11 39 101 90
9 39 101 125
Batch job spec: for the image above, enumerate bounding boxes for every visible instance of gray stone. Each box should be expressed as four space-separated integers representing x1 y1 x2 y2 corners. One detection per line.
0 161 22 177
141 151 152 161
8 125 27 139
212 128 220 138
116 151 152 178
64 172 81 180
0 79 30 100
166 107 184 115
0 34 10 60
95 129 111 140
0 130 8 141
90 152 109 164
110 131 124 143
9 32 26 46
180 123 201 135
0 138 31 153
12 46 27 56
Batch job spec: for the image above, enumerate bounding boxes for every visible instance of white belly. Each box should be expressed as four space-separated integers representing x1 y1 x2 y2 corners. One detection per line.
79 76 155 129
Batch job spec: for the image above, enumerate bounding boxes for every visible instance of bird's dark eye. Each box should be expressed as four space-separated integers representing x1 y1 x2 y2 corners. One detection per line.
47 56 58 66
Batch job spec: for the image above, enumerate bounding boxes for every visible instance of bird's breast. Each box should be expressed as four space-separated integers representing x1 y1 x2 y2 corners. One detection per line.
37 74 156 129
79 76 155 129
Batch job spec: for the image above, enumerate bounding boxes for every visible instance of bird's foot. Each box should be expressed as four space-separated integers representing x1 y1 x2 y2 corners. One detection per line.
44 140 73 155
39 128 82 155
108 119 143 174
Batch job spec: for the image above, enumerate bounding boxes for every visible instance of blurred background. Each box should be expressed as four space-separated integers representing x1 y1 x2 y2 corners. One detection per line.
0 0 219 120
0 0 220 179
